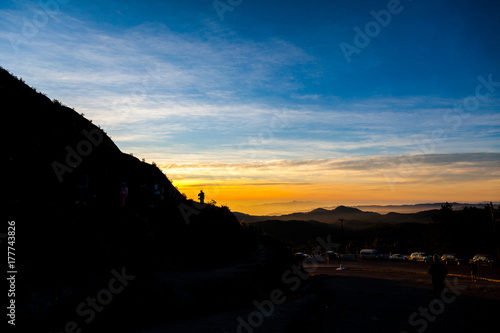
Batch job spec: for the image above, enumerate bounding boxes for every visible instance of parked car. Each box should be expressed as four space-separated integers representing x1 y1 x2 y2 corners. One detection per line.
389 254 408 261
471 254 497 268
294 252 311 262
311 254 326 263
325 251 341 261
441 254 465 265
410 252 433 263
360 249 382 260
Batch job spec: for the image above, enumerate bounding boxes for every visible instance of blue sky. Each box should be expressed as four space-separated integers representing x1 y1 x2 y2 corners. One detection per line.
1 0 499 213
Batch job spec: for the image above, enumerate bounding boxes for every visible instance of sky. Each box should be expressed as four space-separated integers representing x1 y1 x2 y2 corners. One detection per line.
1 0 499 215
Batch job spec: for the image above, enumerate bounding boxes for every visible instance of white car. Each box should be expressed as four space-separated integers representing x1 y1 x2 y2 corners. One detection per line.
294 252 311 262
389 254 408 261
410 252 432 262
360 249 382 260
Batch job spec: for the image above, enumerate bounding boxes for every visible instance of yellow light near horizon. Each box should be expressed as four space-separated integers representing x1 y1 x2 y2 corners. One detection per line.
162 163 499 215
177 182 298 201
174 179 499 212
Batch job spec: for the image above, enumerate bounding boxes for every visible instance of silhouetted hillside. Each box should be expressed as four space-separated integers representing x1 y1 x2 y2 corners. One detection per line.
2 67 294 332
2 66 181 206
247 203 499 259
252 220 339 244
251 219 431 254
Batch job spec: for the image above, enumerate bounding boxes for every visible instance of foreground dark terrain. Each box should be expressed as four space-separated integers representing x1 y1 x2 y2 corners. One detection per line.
117 259 500 333
2 67 294 332
307 261 500 333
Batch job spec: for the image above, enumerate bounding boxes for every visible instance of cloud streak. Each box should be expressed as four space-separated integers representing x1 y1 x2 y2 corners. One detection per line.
1 1 499 213
160 152 500 183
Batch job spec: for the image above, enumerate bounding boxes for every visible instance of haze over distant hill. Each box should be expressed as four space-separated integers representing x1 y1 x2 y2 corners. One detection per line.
351 202 495 214
233 202 494 225
233 203 492 227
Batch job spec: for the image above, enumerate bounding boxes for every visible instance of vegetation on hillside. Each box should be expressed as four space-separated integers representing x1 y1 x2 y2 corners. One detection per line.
2 66 295 332
251 203 499 258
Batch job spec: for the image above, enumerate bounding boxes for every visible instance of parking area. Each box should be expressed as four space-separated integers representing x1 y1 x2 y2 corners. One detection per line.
302 255 500 282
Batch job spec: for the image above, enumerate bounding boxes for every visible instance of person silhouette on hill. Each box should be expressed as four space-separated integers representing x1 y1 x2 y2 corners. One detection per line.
138 181 148 208
428 255 448 298
76 171 89 203
119 182 128 208
72 170 89 204
471 261 479 282
198 190 205 205
153 183 161 203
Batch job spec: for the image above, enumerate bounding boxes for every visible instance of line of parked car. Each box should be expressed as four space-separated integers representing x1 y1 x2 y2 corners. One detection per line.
296 249 498 268
294 251 341 263
378 250 497 268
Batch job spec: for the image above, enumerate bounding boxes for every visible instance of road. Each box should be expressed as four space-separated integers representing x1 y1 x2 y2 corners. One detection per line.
303 257 500 282
301 258 500 333
127 258 500 333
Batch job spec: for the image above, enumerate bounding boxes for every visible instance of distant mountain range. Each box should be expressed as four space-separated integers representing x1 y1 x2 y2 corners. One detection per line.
233 203 492 228
351 202 494 214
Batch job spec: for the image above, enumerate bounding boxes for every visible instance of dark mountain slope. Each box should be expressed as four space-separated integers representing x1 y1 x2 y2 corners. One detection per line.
252 219 339 244
2 67 294 332
2 66 178 205
1 64 261 267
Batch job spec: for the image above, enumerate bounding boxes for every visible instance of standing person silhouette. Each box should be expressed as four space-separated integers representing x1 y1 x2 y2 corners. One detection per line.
153 183 161 205
471 261 479 282
428 255 448 298
119 182 128 208
198 190 205 205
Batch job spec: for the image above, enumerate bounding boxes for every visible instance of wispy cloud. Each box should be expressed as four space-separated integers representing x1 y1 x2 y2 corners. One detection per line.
163 152 500 213
1 1 499 213
160 152 500 183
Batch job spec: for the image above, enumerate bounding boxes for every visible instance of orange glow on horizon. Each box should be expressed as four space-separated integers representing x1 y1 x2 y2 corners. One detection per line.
172 179 499 215
161 156 499 215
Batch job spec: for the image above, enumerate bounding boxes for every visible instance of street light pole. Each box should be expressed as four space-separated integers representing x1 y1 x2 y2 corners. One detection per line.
338 218 344 253
489 202 500 261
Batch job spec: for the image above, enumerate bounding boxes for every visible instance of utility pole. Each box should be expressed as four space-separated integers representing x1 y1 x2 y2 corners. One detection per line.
338 218 344 254
488 202 500 261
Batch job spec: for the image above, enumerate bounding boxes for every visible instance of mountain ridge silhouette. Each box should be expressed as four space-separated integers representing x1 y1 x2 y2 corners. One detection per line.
3 66 296 332
233 205 441 225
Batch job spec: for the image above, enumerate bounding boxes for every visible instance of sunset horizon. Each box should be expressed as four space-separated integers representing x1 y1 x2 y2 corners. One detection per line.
2 0 499 215
169 159 499 216
3 1 500 331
